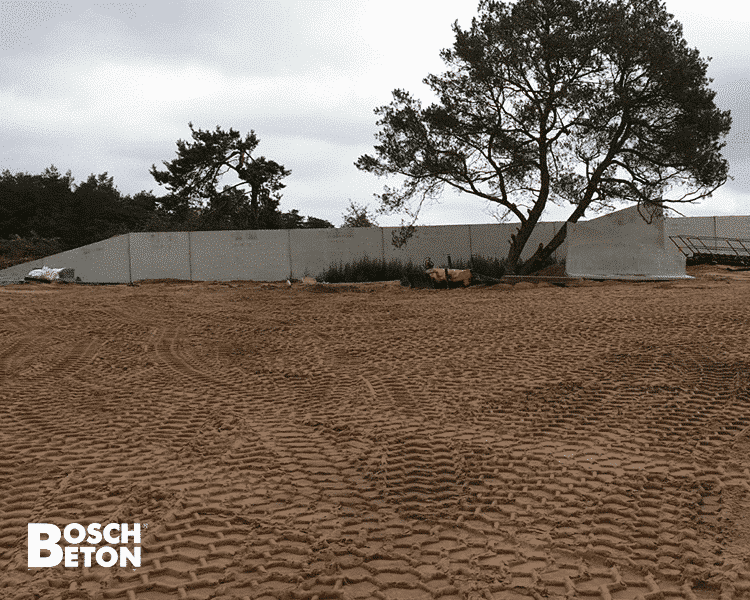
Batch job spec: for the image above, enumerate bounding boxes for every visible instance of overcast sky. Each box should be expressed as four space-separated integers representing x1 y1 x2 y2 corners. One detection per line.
1 1 748 227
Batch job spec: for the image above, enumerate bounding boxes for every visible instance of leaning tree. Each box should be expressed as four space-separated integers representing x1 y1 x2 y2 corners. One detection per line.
356 0 731 274
151 123 291 230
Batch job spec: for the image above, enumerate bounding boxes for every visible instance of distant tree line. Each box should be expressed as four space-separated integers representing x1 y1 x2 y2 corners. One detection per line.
0 123 384 269
0 166 333 248
0 125 348 267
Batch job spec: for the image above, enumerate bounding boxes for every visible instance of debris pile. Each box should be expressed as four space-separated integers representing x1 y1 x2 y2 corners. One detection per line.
425 267 473 287
26 266 75 282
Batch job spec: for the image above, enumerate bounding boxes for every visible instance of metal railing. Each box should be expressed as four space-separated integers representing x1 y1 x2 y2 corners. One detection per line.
669 235 750 266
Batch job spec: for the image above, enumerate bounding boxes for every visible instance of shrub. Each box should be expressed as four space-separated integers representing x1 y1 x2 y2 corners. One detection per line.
315 253 563 286
0 236 66 269
317 256 432 287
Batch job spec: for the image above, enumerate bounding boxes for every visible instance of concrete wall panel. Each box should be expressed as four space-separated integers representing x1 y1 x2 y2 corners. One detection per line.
129 232 191 281
190 230 290 281
666 217 715 237
567 207 687 279
469 221 567 262
522 221 558 261
289 229 329 279
290 228 383 279
383 225 471 267
0 234 131 283
468 223 515 260
715 216 750 240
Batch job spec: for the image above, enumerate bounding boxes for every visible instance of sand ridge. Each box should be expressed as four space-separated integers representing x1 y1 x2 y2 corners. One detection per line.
1 266 750 599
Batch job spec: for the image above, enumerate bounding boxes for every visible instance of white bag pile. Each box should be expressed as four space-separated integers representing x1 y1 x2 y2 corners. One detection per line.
26 266 74 281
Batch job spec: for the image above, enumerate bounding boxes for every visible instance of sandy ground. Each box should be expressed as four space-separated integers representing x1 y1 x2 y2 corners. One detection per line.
1 266 750 600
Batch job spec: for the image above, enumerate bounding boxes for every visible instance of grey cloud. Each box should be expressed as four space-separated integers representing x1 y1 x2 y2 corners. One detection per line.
1 2 372 76
1 0 748 227
0 1 74 52
226 111 378 149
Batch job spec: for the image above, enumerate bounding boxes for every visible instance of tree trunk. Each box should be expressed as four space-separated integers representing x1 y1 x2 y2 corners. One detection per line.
517 223 568 275
506 127 552 275
505 230 524 275
517 129 628 275
504 209 547 274
515 197 594 275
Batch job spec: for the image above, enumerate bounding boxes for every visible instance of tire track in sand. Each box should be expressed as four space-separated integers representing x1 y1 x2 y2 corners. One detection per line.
3 277 750 599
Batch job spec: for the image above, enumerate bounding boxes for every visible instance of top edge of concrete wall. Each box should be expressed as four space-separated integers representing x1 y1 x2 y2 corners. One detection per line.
125 214 750 235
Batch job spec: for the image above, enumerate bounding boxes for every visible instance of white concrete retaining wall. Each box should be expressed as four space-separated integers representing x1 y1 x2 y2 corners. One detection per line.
567 206 687 279
1 212 748 283
524 222 559 262
190 230 290 282
469 223 516 262
289 228 383 279
667 216 716 239
554 222 570 263
0 235 132 284
716 216 750 239
384 225 472 266
130 232 191 281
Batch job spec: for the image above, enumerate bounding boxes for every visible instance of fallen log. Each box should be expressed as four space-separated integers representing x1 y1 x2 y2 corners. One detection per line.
425 267 473 287
471 272 504 285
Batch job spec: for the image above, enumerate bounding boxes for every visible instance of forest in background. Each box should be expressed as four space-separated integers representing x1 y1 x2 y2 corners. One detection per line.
0 165 338 269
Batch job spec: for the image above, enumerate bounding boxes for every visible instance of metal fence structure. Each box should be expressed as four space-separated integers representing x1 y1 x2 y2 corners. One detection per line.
669 235 750 266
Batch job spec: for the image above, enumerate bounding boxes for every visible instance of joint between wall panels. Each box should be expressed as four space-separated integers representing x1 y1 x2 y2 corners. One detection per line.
288 229 293 280
127 233 132 284
188 231 193 281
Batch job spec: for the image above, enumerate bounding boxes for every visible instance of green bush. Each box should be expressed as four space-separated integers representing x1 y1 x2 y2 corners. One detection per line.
455 255 507 278
0 236 66 269
317 256 433 287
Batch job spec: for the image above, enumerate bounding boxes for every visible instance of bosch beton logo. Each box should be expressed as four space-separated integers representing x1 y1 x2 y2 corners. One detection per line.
28 523 142 568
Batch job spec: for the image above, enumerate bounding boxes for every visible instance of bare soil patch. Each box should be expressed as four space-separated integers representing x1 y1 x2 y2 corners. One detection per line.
2 270 750 599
